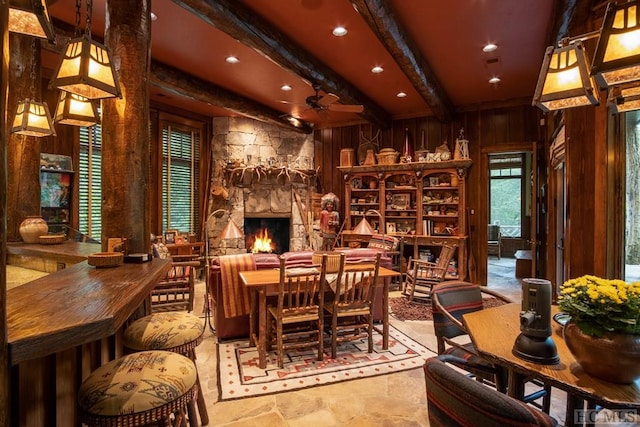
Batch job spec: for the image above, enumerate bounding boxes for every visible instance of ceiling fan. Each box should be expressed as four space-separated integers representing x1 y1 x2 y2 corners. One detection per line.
305 84 364 114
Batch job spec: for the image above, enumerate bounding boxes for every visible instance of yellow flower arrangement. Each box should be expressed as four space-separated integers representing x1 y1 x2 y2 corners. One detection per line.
558 275 640 337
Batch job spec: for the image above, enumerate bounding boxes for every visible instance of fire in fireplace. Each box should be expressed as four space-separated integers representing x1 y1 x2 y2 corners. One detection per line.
244 217 290 254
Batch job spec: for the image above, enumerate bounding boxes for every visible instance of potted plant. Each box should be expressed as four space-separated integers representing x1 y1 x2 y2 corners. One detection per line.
558 275 640 383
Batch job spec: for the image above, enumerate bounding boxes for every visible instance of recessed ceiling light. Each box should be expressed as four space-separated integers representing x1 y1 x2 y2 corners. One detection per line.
396 92 407 98
332 26 348 37
371 66 384 74
151 12 158 21
225 56 239 64
281 84 292 91
483 43 498 53
489 76 501 84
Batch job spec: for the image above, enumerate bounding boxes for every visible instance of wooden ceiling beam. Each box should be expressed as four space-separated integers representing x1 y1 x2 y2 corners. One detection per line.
171 0 392 129
150 61 314 134
350 0 454 123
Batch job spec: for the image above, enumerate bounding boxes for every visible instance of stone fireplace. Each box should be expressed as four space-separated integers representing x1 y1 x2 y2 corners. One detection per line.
207 117 317 256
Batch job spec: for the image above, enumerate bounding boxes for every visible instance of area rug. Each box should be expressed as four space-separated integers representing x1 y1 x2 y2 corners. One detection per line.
389 296 507 321
216 325 436 400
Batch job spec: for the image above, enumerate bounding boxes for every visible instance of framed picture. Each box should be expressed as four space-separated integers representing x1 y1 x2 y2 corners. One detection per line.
164 231 176 244
386 222 396 234
428 176 440 187
391 193 411 210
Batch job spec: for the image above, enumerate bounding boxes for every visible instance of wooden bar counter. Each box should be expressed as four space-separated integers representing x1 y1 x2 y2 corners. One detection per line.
7 241 101 272
7 258 171 427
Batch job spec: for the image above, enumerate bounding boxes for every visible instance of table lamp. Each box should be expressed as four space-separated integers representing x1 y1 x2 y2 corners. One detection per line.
512 278 559 365
203 209 244 332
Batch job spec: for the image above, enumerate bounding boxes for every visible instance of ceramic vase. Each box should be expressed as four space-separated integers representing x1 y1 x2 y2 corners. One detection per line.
19 216 48 244
563 322 640 384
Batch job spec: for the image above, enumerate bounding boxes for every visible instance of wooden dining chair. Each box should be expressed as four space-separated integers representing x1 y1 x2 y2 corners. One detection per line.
150 240 200 312
403 244 455 301
267 254 328 368
324 252 381 359
432 281 551 412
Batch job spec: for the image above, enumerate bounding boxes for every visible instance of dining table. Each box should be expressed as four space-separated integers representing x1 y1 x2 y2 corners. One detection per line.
239 264 400 369
463 303 640 426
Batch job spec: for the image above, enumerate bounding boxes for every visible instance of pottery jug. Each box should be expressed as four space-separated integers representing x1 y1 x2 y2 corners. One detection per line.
363 149 377 166
19 216 48 244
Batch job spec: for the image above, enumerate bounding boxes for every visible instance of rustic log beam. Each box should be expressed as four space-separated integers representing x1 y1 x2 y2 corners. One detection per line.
350 0 454 123
150 61 314 134
101 0 152 254
171 0 392 129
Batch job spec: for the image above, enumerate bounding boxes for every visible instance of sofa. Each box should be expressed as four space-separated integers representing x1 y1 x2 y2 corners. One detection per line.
209 248 393 339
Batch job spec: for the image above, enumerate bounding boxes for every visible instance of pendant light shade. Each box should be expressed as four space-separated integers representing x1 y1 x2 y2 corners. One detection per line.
11 99 56 137
9 0 56 43
54 91 100 126
592 0 640 89
608 82 640 112
50 35 121 100
533 41 600 112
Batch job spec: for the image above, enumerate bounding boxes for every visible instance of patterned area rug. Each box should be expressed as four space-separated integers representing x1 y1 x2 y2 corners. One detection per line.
217 325 436 400
389 296 507 321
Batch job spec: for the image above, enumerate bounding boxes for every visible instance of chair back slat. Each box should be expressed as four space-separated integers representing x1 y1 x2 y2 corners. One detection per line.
278 256 326 314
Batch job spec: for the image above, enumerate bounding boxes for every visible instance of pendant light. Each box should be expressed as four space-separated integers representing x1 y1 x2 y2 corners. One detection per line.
592 0 640 89
11 39 55 137
9 0 56 43
49 0 121 100
532 40 600 112
54 91 100 127
608 82 640 113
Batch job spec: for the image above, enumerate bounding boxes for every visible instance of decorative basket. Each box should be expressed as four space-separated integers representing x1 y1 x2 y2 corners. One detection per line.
376 149 399 165
312 252 343 273
88 252 124 268
39 235 65 245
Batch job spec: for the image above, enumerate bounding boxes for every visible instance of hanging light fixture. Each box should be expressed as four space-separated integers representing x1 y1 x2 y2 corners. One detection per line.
11 39 55 137
54 91 100 126
9 0 56 43
49 0 121 100
607 82 640 112
592 0 640 89
532 40 600 112
11 99 56 137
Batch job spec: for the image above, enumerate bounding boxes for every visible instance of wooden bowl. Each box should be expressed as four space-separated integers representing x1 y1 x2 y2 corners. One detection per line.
39 235 65 245
88 252 124 268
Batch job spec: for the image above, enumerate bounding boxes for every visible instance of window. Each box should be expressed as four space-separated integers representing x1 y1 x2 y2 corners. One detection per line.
625 111 640 282
489 154 524 238
79 125 102 239
161 123 201 234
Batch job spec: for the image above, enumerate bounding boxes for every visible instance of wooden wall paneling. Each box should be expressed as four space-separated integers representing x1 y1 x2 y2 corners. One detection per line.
565 106 598 278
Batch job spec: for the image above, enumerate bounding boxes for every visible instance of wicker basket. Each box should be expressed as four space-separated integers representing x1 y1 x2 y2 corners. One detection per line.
88 252 124 268
39 235 65 245
312 252 343 273
376 149 399 165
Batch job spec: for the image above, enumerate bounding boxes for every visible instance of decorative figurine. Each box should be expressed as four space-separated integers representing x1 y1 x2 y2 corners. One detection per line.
320 193 340 251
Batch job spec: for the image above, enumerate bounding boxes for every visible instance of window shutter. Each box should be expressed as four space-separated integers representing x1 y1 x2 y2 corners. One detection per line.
79 125 103 239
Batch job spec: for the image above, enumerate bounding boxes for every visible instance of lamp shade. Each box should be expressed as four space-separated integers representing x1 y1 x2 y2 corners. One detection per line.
533 41 600 112
9 0 56 43
353 217 375 235
11 99 56 137
220 219 244 239
592 0 640 89
608 82 640 113
49 35 121 100
54 91 100 126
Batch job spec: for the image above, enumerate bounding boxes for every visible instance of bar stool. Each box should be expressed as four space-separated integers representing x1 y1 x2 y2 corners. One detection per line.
78 350 197 426
123 311 208 426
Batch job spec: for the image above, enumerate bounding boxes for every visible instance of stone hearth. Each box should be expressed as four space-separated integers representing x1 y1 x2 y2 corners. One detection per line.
207 117 316 255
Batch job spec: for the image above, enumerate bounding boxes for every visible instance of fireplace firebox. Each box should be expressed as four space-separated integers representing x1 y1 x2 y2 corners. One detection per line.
244 217 290 254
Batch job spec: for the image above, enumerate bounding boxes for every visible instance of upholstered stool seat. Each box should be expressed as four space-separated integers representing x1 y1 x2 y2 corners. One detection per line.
78 350 197 427
124 312 208 426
